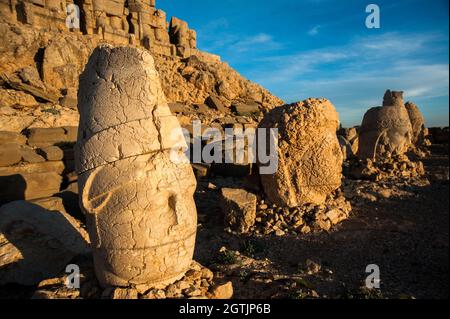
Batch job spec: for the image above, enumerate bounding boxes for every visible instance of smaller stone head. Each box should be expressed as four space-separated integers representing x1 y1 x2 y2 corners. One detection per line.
383 90 404 107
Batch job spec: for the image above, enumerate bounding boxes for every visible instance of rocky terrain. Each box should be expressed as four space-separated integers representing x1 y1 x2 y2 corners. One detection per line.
0 1 448 299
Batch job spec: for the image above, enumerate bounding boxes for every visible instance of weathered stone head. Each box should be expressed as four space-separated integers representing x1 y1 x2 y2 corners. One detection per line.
76 45 197 288
383 90 404 107
405 101 427 146
359 90 413 160
258 98 343 207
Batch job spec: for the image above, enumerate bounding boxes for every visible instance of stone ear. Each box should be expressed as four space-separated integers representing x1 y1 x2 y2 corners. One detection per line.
81 167 112 215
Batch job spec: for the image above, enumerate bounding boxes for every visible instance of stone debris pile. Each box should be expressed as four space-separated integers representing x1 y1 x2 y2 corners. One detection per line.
32 259 233 299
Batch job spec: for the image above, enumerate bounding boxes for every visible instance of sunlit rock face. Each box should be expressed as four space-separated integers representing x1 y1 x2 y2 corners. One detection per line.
358 90 413 161
258 98 343 208
76 45 197 288
405 101 427 146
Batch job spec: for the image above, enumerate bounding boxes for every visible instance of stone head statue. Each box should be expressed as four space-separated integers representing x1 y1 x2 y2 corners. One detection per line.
383 90 404 107
359 90 413 160
405 101 427 146
76 45 197 288
258 98 343 207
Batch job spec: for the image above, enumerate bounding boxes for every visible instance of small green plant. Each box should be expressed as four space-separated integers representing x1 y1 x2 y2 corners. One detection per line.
295 278 315 290
241 239 265 257
238 270 251 283
215 250 237 265
342 286 385 299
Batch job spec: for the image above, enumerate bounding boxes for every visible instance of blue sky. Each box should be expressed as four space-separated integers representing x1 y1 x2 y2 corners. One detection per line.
159 0 449 127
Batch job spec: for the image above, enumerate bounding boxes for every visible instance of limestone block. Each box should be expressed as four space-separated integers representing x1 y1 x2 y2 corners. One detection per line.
92 0 125 17
27 127 67 147
154 27 170 43
38 145 64 161
45 0 64 10
0 131 27 145
76 45 197 288
258 98 343 207
20 145 46 163
0 161 65 176
220 188 257 234
0 171 62 201
169 17 190 48
0 143 22 167
205 95 229 114
231 102 261 116
110 15 123 31
188 29 197 49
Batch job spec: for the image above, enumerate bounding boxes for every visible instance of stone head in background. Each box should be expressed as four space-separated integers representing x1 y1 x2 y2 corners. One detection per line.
359 90 413 161
258 98 343 208
75 45 197 288
383 90 405 107
405 101 428 146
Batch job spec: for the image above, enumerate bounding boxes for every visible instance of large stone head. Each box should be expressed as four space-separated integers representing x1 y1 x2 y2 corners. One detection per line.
258 98 343 207
76 45 197 288
405 101 427 145
359 90 413 160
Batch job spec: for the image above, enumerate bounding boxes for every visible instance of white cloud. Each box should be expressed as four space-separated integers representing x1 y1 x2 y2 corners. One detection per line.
245 31 449 126
234 33 280 52
307 25 321 36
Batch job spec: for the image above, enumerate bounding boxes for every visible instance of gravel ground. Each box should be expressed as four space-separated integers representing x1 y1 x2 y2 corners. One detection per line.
194 144 449 299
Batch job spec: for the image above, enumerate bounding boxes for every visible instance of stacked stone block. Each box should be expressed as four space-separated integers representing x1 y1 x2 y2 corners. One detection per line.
0 127 77 202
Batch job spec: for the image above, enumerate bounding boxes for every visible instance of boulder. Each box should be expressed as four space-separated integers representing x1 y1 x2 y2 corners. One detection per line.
0 201 90 285
0 73 60 104
0 88 38 108
258 98 343 207
210 281 233 299
231 102 261 116
220 188 257 233
76 45 197 288
205 95 229 114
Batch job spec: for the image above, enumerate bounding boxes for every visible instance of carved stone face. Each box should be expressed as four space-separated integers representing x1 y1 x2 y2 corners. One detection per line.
359 104 413 160
76 45 197 288
79 153 197 287
258 98 343 207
